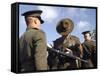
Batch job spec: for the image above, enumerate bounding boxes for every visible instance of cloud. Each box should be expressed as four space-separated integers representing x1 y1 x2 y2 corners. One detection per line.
77 21 90 28
37 6 58 22
76 21 93 32
72 20 92 42
66 8 88 19
79 8 88 19
66 8 78 17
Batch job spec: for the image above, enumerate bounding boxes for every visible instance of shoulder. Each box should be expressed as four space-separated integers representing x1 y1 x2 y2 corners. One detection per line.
83 40 95 46
70 35 79 40
26 28 45 36
31 29 46 40
53 36 64 44
70 35 80 44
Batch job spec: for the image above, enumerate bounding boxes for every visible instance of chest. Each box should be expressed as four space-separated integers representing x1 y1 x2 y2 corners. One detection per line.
54 37 77 50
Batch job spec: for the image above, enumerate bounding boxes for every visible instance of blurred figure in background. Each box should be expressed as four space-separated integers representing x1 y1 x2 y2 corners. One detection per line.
81 31 97 68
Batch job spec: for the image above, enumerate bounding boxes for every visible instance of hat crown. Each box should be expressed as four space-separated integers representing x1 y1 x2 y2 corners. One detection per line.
56 18 74 35
82 31 90 35
22 10 42 16
22 10 44 24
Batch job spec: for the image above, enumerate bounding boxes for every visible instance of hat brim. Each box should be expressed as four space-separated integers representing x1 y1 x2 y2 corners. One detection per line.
82 31 90 35
22 10 42 16
40 19 44 24
37 16 44 24
56 18 74 35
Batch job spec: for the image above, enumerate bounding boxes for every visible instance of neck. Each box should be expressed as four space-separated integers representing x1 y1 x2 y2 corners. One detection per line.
62 34 70 38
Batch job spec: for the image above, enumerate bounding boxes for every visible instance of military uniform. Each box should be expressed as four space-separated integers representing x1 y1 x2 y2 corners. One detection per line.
81 31 96 68
19 28 48 72
81 40 96 68
19 10 48 72
47 18 81 70
53 35 81 69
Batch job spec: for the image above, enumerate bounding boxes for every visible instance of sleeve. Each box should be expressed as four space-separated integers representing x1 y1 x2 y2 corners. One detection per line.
33 30 48 70
74 36 82 57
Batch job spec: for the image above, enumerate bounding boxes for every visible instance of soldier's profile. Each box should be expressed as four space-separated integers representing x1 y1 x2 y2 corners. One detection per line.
19 10 48 72
81 31 97 68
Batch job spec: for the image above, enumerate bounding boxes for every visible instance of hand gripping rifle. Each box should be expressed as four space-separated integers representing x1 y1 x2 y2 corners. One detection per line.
47 44 88 63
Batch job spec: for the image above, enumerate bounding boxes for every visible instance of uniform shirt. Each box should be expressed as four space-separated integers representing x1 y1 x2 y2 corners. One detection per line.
82 40 96 60
82 40 96 68
19 28 48 72
50 35 81 69
53 35 81 56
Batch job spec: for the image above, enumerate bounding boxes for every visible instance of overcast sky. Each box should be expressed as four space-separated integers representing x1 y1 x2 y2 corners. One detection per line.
19 4 96 44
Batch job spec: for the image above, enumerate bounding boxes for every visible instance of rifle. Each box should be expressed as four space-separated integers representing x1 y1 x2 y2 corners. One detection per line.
47 44 88 63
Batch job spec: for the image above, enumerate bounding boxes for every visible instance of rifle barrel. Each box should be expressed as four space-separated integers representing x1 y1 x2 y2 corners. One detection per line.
47 47 88 63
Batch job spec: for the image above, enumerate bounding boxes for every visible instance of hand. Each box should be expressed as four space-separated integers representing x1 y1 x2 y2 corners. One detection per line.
65 48 73 55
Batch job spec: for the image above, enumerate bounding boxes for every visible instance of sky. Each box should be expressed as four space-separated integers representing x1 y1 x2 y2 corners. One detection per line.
19 4 96 44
